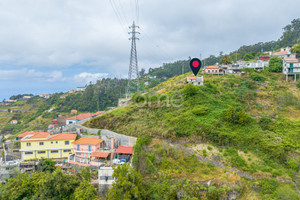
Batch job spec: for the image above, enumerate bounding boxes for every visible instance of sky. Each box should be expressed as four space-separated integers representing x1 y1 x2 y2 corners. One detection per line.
0 0 299 100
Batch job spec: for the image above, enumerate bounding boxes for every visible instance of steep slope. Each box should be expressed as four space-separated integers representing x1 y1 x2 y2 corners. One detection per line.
86 71 300 199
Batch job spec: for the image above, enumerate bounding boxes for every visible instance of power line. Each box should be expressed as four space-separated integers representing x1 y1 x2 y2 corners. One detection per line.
109 0 127 33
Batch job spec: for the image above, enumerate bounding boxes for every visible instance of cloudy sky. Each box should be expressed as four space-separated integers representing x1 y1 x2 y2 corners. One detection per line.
0 0 299 100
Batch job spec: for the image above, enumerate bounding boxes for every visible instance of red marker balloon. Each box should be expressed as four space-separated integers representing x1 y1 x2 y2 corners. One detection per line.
189 58 202 76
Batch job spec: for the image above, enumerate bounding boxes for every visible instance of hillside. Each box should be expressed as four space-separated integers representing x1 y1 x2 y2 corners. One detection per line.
86 70 300 199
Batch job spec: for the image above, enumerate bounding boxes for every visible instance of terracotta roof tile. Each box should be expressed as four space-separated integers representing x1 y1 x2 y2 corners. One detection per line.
91 151 110 158
67 113 93 121
116 146 133 154
72 137 104 145
206 65 219 70
187 76 196 80
284 58 298 61
48 133 77 141
29 132 50 139
18 131 36 138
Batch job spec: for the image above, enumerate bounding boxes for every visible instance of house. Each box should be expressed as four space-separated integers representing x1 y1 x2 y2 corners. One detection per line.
118 98 131 107
76 86 86 91
247 60 267 70
4 100 17 103
39 94 51 99
186 76 204 86
204 65 220 74
66 113 93 125
22 96 32 100
283 58 300 81
48 107 55 112
93 111 105 117
115 145 133 161
10 120 18 125
4 134 13 139
271 47 295 59
69 89 76 94
259 55 270 61
71 109 78 114
69 137 110 166
19 132 77 161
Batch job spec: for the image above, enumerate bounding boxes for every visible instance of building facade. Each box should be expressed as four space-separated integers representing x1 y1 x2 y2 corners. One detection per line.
19 132 77 161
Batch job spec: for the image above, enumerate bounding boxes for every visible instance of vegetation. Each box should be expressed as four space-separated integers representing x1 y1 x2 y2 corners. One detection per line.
269 57 283 72
0 168 97 200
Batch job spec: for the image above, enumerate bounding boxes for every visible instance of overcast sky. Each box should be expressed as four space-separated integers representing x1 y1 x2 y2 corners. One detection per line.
0 0 299 100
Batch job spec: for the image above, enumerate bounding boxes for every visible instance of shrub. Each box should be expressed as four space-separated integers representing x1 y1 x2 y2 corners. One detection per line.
203 149 207 157
297 81 300 89
207 146 212 151
250 73 267 82
287 159 299 171
183 83 197 97
192 106 209 116
259 116 272 130
260 179 279 195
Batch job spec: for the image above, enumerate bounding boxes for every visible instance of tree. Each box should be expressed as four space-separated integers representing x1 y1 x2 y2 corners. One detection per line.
37 158 56 172
297 81 300 89
291 43 300 58
220 55 232 64
139 68 145 77
243 53 255 61
230 53 242 62
269 57 283 72
107 164 146 200
81 167 91 181
74 181 98 200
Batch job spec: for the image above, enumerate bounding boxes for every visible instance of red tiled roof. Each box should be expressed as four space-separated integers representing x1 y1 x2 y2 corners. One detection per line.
116 146 133 154
284 58 298 62
29 132 50 139
72 137 104 145
94 111 105 116
206 65 219 70
187 76 196 80
91 151 110 158
48 133 77 141
67 113 93 121
18 131 36 138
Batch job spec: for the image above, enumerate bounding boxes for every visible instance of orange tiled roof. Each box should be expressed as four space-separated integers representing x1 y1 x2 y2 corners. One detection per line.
18 131 36 138
94 111 105 116
116 146 133 154
91 151 110 158
67 113 93 121
272 51 289 56
29 132 50 139
72 137 104 145
284 58 298 61
206 65 219 70
187 76 196 80
48 133 77 141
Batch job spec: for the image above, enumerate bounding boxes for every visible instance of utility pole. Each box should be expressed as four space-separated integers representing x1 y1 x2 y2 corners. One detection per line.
126 21 140 98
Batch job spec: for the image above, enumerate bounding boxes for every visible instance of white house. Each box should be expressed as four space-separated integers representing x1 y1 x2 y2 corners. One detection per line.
10 120 18 125
186 76 204 86
283 58 300 81
76 86 86 91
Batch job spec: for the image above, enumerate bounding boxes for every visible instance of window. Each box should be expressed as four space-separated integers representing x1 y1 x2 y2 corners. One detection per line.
25 152 33 155
26 143 31 147
51 142 53 144
208 70 210 72
77 144 80 150
38 151 45 154
56 141 58 144
88 145 92 151
39 142 44 146
51 150 58 153
65 141 69 145
64 150 71 153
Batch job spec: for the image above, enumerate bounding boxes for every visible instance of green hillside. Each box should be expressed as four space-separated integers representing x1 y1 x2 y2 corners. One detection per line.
86 70 300 199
